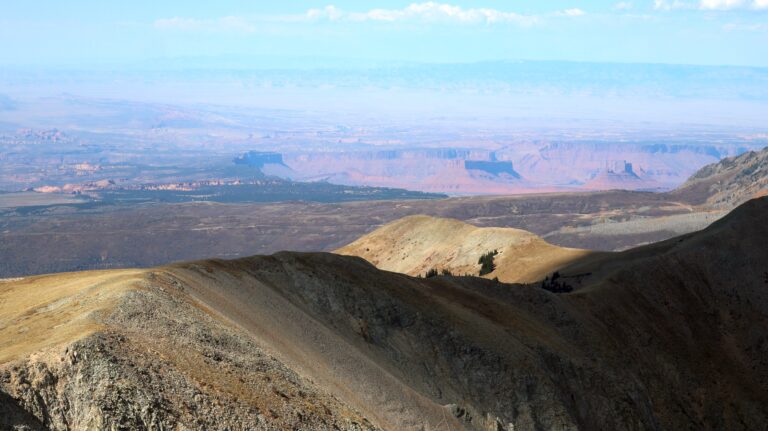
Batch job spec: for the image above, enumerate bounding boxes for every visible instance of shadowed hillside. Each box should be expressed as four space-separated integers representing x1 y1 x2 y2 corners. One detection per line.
1 198 767 430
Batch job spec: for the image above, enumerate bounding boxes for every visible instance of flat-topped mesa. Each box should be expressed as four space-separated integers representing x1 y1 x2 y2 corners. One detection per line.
335 214 595 283
582 160 650 191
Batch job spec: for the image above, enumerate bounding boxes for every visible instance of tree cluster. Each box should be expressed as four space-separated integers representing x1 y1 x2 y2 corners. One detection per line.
478 250 499 276
540 271 573 293
423 268 454 278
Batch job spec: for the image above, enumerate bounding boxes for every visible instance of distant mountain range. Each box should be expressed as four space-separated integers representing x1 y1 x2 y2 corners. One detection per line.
3 61 768 126
254 143 759 194
8 61 768 100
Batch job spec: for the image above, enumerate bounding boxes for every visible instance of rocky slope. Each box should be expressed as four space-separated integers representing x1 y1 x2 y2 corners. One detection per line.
0 271 378 431
2 198 768 430
671 145 768 208
335 215 593 283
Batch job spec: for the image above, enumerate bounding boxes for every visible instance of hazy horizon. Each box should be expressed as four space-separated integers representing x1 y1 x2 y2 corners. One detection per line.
3 1 768 128
3 1 768 68
1 2 766 196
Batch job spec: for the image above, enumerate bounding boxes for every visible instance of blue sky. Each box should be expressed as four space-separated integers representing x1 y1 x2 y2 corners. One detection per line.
1 1 767 67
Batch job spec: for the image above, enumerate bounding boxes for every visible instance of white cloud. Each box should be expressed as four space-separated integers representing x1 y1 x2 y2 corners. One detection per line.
654 0 768 10
723 22 768 30
556 8 587 16
613 2 634 10
700 0 768 9
154 16 256 32
653 0 695 10
654 0 768 9
155 3 601 33
699 0 747 9
306 6 344 21
154 17 201 30
306 3 538 25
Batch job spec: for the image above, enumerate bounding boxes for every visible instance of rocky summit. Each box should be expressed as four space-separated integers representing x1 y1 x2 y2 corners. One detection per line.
672 146 768 208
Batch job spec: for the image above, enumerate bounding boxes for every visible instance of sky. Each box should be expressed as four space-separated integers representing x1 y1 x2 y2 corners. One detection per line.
1 1 767 68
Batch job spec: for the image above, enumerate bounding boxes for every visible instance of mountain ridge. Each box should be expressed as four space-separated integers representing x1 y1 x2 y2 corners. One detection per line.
2 197 767 430
671 145 768 208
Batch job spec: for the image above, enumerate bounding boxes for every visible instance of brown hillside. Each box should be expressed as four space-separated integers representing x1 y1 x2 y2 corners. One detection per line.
1 198 767 430
335 214 594 282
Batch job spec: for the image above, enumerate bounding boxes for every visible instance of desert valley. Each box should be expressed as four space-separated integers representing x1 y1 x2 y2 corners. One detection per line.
1 151 767 430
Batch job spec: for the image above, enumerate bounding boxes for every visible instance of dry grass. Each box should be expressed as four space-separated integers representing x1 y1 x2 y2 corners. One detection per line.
336 214 593 283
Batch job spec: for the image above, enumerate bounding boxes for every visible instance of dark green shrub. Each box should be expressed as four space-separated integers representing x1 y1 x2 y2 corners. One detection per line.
540 271 572 293
478 250 499 276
